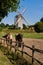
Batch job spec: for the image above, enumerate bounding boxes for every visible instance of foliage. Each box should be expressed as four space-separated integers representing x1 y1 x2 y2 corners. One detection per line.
0 23 5 27
8 24 15 29
23 24 27 29
5 24 9 27
0 27 2 31
0 23 15 30
0 0 20 21
34 22 43 33
0 23 5 30
34 17 43 33
40 17 43 22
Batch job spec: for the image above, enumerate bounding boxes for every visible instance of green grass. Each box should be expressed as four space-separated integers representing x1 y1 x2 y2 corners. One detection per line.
0 50 12 65
23 33 43 39
0 29 43 39
12 33 43 39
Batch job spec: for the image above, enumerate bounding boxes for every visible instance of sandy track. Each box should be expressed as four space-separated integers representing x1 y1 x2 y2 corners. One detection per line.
12 38 43 63
23 38 43 63
23 38 43 50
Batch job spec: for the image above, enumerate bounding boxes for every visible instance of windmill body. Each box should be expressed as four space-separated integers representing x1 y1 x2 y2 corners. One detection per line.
14 9 29 29
15 14 23 29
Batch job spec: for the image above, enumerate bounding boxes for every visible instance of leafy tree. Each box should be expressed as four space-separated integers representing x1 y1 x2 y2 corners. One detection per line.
23 24 27 29
0 23 5 27
0 23 5 30
8 24 15 29
5 24 9 27
0 0 20 21
40 17 43 22
0 27 2 31
34 22 43 33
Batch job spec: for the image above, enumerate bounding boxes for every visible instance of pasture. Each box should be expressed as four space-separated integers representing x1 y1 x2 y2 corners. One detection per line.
0 29 43 39
22 33 43 39
0 33 43 39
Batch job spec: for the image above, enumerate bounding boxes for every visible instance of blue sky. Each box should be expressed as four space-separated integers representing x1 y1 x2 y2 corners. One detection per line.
1 0 43 25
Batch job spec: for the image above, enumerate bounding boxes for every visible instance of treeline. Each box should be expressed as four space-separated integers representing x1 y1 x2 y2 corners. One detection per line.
0 23 15 30
0 23 28 30
0 17 43 33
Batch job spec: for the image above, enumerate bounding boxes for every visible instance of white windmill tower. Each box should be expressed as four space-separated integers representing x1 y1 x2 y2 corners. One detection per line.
14 9 29 29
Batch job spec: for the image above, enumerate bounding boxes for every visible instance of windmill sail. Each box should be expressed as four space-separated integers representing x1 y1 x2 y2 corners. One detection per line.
21 15 29 25
22 8 27 14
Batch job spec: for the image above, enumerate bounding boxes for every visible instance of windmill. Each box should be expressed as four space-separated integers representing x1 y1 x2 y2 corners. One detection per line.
14 9 29 29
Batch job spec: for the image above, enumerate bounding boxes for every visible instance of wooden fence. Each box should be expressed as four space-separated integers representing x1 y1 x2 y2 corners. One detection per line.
0 38 43 65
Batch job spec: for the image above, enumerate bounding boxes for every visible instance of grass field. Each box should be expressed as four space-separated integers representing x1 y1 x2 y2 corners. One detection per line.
0 31 43 39
0 50 12 65
22 33 43 39
0 29 43 39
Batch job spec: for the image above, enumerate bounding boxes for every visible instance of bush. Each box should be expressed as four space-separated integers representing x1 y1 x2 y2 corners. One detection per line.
23 24 27 29
40 17 43 22
34 22 43 33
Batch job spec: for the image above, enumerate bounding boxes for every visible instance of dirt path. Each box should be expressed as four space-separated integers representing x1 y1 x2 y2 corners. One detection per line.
23 38 43 50
23 38 43 63
12 38 43 63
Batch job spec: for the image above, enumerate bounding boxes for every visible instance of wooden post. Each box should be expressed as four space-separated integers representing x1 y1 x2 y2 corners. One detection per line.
0 38 2 45
15 47 16 53
4 39 6 46
10 39 12 51
14 44 16 53
32 45 35 65
22 43 24 57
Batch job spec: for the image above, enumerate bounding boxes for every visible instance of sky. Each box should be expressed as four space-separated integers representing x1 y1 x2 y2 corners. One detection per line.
1 0 43 25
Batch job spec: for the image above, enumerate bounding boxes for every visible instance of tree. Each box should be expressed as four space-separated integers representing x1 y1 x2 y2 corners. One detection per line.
23 24 27 29
8 24 14 29
40 17 43 22
0 0 20 21
0 23 5 27
34 22 43 33
5 24 9 27
0 23 5 30
34 17 43 33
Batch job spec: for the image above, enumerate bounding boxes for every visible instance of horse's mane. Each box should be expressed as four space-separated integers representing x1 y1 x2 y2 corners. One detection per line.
15 33 23 42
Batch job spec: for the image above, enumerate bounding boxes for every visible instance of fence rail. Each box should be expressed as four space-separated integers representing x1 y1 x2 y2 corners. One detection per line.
20 45 43 65
24 45 43 54
0 38 43 65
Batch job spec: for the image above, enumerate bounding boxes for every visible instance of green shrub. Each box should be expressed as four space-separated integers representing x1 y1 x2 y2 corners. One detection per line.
34 22 43 33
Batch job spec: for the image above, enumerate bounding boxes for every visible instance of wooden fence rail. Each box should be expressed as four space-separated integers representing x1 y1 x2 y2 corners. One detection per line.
0 38 43 65
24 45 43 54
23 45 43 65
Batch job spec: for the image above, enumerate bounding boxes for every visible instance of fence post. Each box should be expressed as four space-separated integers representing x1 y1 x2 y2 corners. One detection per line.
32 45 35 65
22 43 24 57
10 39 12 51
